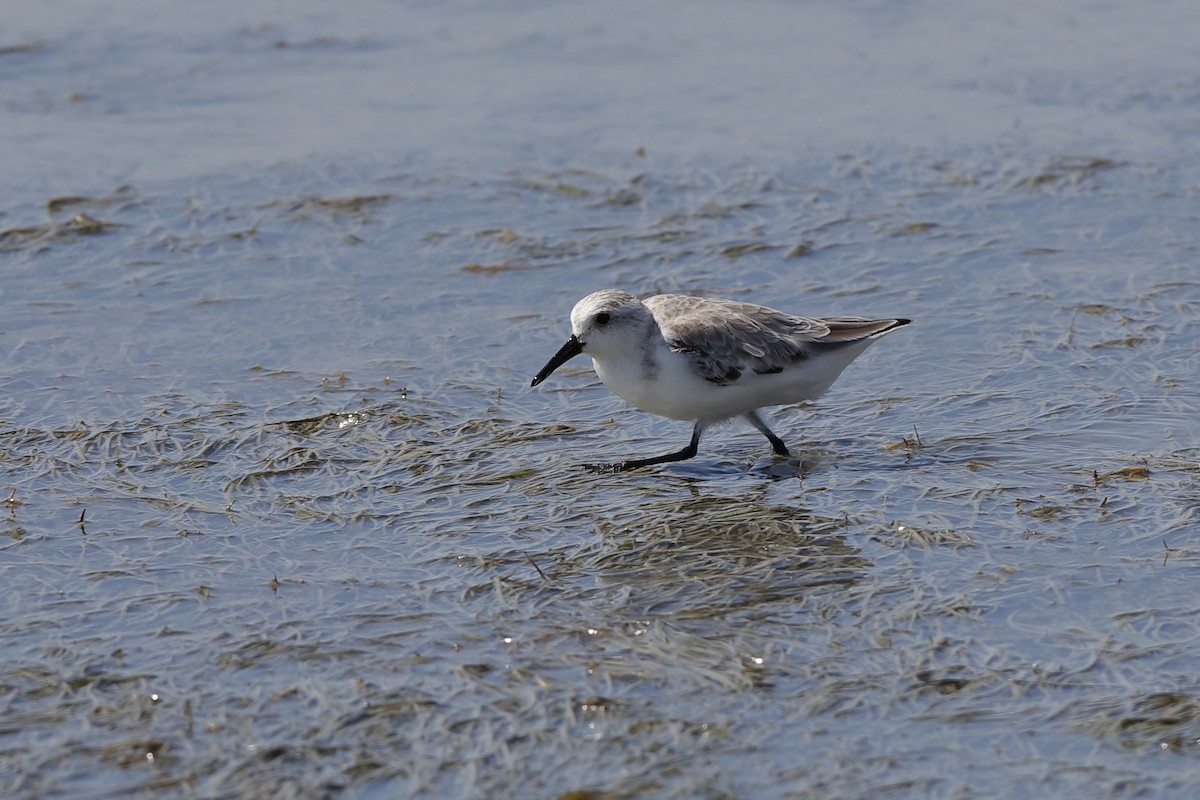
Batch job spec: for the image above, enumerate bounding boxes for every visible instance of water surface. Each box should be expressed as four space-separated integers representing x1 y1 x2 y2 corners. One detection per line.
3 1 1200 797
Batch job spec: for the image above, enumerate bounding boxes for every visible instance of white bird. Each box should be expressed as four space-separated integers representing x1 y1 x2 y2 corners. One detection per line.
531 289 910 471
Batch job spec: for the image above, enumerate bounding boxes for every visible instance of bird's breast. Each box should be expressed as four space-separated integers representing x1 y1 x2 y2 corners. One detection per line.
591 348 736 421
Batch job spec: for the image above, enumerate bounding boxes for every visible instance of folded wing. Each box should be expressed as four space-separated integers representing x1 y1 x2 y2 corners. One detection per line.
647 295 908 386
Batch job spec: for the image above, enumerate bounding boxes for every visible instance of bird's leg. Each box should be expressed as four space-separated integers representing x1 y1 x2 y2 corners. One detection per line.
585 422 705 472
744 410 790 457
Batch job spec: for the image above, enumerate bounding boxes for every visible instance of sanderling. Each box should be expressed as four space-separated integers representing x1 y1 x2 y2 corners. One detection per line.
531 289 910 472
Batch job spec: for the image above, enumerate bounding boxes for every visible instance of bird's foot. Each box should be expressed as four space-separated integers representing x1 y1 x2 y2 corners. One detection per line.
582 461 633 473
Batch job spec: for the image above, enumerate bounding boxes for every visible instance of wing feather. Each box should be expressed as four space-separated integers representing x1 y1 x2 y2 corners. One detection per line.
645 294 907 385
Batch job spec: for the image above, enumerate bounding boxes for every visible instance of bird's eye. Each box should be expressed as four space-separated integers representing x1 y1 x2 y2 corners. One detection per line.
595 312 611 325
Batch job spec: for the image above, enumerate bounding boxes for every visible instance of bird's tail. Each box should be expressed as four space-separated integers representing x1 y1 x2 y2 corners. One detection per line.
818 317 912 344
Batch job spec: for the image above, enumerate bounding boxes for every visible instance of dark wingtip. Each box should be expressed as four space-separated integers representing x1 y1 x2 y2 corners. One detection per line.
875 318 912 335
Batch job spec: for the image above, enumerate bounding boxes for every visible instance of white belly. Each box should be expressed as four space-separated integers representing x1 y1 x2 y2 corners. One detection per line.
590 340 871 422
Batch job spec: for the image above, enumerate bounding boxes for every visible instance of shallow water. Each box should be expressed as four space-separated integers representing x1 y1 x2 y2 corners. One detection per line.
4 1 1200 798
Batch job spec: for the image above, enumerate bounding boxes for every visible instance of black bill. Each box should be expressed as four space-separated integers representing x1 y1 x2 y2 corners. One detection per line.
531 335 583 387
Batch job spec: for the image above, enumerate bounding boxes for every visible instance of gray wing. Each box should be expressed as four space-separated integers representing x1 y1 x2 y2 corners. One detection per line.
648 295 827 385
647 295 903 385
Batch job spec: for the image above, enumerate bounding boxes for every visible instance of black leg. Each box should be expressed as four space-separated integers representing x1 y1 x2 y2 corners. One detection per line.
585 422 705 472
744 410 790 456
